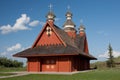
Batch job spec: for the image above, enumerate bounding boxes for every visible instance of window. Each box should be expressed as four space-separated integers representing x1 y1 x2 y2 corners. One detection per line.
46 26 52 36
45 59 56 69
45 59 56 64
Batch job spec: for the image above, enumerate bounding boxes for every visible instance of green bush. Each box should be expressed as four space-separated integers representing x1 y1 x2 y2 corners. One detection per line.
0 57 23 68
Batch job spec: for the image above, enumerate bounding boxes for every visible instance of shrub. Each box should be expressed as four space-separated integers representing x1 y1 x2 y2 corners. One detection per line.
0 57 23 68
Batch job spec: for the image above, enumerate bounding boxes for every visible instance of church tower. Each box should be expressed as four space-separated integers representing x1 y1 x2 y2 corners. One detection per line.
78 23 89 54
63 8 76 38
78 23 86 36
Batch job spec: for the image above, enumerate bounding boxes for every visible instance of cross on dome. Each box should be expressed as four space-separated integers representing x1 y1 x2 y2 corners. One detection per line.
79 19 85 32
46 4 56 22
80 19 83 24
48 4 53 12
67 5 70 11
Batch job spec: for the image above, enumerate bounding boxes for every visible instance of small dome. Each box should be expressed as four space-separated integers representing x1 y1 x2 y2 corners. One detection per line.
66 11 72 17
79 24 86 32
46 11 56 21
63 10 76 32
63 20 75 27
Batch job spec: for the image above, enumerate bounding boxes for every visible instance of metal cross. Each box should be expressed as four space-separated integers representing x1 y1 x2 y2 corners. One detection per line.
67 5 70 10
48 4 53 11
80 19 83 24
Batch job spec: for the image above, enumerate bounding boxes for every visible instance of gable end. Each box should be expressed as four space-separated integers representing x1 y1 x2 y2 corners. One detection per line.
32 22 66 48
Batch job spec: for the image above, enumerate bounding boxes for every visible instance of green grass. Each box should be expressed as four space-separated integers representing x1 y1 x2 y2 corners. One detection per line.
0 68 120 80
0 73 15 76
0 67 26 72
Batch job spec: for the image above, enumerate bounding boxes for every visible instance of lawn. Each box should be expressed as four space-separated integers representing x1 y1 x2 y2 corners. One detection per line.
0 67 26 72
0 68 120 80
0 73 15 76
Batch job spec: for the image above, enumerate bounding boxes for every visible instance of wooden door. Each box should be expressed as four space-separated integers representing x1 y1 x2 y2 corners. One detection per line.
42 58 57 72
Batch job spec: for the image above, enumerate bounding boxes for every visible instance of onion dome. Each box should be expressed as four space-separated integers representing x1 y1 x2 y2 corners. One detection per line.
79 24 86 32
63 11 76 32
46 4 56 22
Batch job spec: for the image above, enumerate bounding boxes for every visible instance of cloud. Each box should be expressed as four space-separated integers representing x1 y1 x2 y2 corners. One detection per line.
39 21 45 26
29 20 40 27
0 43 22 56
0 43 28 66
0 14 30 34
55 18 61 21
99 51 120 58
0 52 7 56
97 30 108 36
0 14 46 34
7 43 21 52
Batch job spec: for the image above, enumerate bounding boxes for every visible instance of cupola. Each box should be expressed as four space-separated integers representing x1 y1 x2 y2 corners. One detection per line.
63 11 76 32
63 6 76 38
78 23 86 36
46 4 56 22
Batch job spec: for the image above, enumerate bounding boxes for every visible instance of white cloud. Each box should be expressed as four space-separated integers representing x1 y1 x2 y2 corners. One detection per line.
99 51 120 58
29 20 40 27
0 14 46 34
0 52 7 56
0 43 22 56
55 18 61 21
0 25 13 34
0 43 30 56
97 30 108 36
7 43 22 52
0 14 30 34
39 21 45 26
13 14 30 30
0 43 29 66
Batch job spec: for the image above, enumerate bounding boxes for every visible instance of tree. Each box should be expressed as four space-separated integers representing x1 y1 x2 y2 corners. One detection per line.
0 57 23 68
106 44 115 68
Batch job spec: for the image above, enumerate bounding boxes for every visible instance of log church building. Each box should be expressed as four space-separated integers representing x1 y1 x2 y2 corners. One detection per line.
13 6 96 72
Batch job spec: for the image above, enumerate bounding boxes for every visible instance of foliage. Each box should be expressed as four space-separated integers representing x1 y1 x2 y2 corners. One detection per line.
0 57 23 68
91 56 120 69
106 44 115 68
90 61 107 69
106 60 115 67
114 56 120 63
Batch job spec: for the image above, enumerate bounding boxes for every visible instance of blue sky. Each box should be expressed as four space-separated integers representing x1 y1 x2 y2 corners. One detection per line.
0 0 120 63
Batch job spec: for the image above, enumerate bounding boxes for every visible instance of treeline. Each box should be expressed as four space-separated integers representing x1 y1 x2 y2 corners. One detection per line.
0 57 23 68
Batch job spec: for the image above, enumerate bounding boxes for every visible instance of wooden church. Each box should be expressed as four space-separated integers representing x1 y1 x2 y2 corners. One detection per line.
13 8 97 72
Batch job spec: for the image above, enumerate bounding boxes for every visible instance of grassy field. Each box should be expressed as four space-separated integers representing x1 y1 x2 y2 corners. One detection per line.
0 67 26 72
0 68 120 80
0 73 14 76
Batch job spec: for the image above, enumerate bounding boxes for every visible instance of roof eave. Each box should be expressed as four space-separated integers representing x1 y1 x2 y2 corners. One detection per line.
13 53 79 58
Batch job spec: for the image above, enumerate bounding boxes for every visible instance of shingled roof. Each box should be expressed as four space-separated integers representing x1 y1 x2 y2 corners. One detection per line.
53 25 77 48
63 20 76 27
13 45 96 59
13 23 96 60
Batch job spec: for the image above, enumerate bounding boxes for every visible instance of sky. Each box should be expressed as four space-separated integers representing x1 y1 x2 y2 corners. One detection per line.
0 0 120 64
